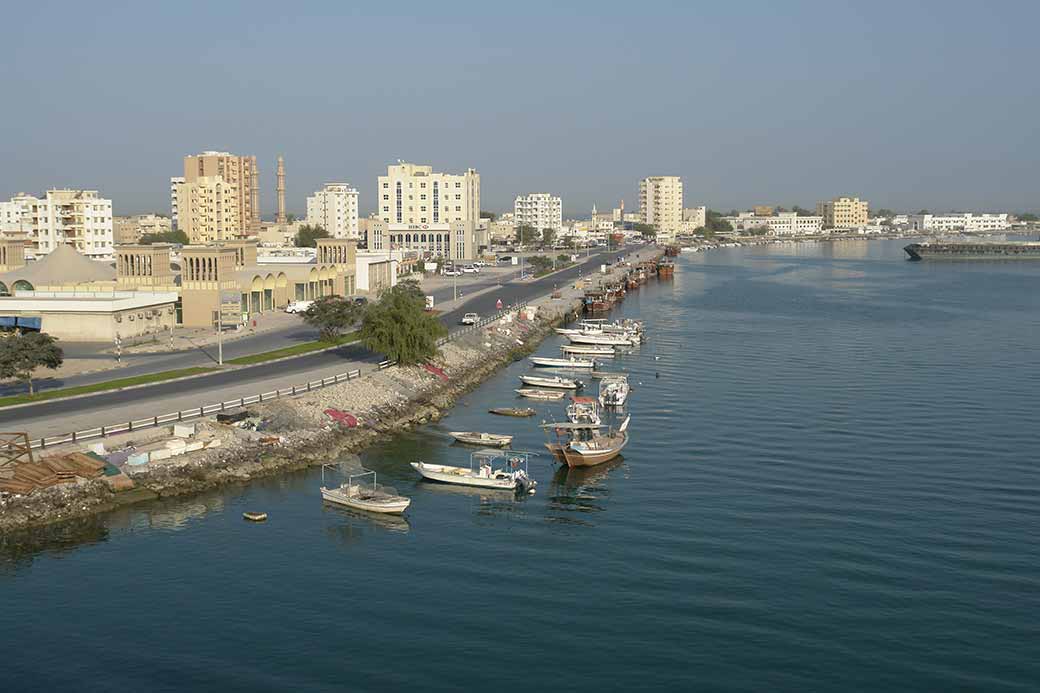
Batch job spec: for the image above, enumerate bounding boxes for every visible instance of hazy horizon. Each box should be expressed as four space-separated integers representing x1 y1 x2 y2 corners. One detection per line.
2 1 1037 218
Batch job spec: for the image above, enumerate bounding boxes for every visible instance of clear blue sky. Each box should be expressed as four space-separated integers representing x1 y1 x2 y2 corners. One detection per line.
1 0 1036 217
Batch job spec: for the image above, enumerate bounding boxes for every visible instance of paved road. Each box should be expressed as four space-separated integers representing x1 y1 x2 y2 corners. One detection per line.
0 247 633 439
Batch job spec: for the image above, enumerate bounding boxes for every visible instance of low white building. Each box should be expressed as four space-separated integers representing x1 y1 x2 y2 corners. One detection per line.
2 189 113 258
306 183 359 239
514 193 562 236
355 251 400 294
765 213 824 235
0 290 178 342
908 213 1010 233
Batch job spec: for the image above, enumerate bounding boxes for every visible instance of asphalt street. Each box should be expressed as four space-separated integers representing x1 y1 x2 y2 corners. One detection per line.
0 247 627 438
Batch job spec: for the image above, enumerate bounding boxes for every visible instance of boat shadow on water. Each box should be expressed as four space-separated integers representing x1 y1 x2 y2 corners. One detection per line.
544 458 624 524
321 503 411 538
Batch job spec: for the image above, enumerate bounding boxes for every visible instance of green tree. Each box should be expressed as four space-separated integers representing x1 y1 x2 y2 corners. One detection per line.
0 332 64 395
541 227 556 247
303 295 363 342
1017 213 1039 222
516 225 539 244
875 208 896 218
792 205 815 217
526 255 553 275
139 229 189 245
693 226 715 238
286 213 297 223
295 224 329 248
704 210 734 235
917 209 930 215
358 279 446 364
480 211 497 221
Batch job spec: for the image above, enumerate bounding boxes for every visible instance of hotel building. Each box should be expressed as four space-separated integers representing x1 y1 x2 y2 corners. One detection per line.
514 193 562 236
639 176 684 243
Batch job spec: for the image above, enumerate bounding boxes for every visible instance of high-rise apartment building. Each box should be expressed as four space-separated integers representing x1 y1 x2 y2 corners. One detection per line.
639 176 684 243
514 193 562 237
173 151 259 243
816 196 869 229
306 183 359 239
378 162 481 260
2 189 113 258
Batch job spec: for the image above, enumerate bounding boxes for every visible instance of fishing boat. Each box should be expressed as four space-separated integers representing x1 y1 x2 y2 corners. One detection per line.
530 356 596 368
568 333 634 347
489 407 537 417
598 373 630 407
567 396 601 425
515 388 567 400
519 374 582 389
449 431 513 447
561 344 615 357
320 466 411 514
411 449 537 494
541 415 630 468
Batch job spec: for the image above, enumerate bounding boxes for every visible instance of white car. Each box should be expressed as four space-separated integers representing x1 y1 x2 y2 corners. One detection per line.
461 265 478 274
285 300 313 314
442 268 462 276
460 312 479 325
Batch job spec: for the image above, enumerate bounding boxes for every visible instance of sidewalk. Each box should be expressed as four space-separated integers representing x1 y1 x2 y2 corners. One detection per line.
120 311 304 355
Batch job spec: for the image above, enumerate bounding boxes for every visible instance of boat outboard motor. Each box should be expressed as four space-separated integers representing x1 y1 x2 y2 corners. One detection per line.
514 469 536 495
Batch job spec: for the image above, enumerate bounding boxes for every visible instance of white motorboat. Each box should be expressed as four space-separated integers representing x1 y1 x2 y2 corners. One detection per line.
530 356 596 369
320 466 411 514
412 449 537 494
519 374 582 389
515 388 567 400
561 344 615 357
568 333 634 347
449 431 513 447
598 374 630 407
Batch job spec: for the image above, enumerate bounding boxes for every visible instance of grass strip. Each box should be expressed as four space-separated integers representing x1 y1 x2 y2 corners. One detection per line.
0 367 217 408
226 333 360 366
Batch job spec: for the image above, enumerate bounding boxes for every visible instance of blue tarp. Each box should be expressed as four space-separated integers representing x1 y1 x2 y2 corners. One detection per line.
15 317 40 329
0 317 15 327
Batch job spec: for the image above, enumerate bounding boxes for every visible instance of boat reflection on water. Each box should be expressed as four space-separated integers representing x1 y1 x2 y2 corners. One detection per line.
322 503 411 539
417 480 531 519
545 458 624 524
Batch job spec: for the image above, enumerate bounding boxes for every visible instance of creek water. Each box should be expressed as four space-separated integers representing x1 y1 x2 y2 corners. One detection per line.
3 238 1039 691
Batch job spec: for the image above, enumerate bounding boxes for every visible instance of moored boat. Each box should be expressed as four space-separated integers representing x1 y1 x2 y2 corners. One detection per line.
320 466 411 514
561 344 615 357
598 373 630 408
515 388 567 400
411 449 537 494
568 333 634 347
566 396 601 426
489 407 537 417
449 431 513 447
519 374 582 389
541 415 630 468
530 356 596 368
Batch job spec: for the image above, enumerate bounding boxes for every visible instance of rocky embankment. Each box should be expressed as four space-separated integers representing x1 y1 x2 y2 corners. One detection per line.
0 297 584 535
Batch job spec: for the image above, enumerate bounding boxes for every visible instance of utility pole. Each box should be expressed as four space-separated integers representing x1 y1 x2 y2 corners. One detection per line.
213 310 224 365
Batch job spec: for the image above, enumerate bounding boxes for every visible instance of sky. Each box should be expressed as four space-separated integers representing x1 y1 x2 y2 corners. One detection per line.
1 0 1037 218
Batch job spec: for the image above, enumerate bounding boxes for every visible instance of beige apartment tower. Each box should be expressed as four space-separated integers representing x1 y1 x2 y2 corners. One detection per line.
816 196 869 229
175 151 260 243
639 176 684 243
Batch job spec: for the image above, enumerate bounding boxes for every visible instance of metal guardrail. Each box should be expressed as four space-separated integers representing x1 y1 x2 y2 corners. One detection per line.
25 299 534 450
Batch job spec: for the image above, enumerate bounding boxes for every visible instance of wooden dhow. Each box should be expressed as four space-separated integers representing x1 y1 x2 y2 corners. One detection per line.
542 415 631 468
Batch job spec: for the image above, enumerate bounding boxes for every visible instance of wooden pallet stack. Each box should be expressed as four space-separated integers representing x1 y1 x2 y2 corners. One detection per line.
0 452 108 496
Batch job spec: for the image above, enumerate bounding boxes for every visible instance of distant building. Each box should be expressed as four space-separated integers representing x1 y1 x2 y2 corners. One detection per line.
1 189 113 258
113 214 172 244
908 213 1010 233
257 220 306 247
680 206 707 233
174 151 259 243
358 216 388 251
378 161 481 260
170 176 184 229
816 196 869 229
753 205 775 217
763 212 824 235
639 176 683 243
514 193 562 236
306 183 359 239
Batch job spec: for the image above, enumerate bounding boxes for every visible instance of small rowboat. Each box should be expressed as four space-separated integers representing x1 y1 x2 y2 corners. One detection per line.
320 467 411 514
519 375 582 389
489 407 537 417
449 431 513 447
515 388 567 400
243 512 268 522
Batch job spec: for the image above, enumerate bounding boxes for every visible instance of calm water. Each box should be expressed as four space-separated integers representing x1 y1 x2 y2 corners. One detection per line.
4 239 1039 691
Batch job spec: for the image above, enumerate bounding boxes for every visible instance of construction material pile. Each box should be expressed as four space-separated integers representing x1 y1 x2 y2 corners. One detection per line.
0 452 107 496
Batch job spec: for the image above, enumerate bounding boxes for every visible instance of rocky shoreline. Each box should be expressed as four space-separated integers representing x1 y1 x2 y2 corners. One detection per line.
0 285 591 538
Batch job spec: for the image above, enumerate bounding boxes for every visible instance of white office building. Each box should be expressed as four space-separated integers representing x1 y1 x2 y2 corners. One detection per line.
514 193 562 237
306 183 359 239
908 213 1010 233
170 176 184 229
378 161 481 260
2 189 113 258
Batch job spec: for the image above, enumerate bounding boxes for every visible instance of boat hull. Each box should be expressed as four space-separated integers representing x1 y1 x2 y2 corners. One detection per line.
519 376 580 389
320 487 411 514
905 242 1040 261
449 432 513 447
545 440 626 467
515 388 566 400
410 462 518 490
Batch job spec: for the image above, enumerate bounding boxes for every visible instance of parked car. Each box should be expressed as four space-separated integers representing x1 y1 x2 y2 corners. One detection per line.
285 300 313 314
461 265 478 274
460 312 479 325
350 296 368 306
442 267 462 276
